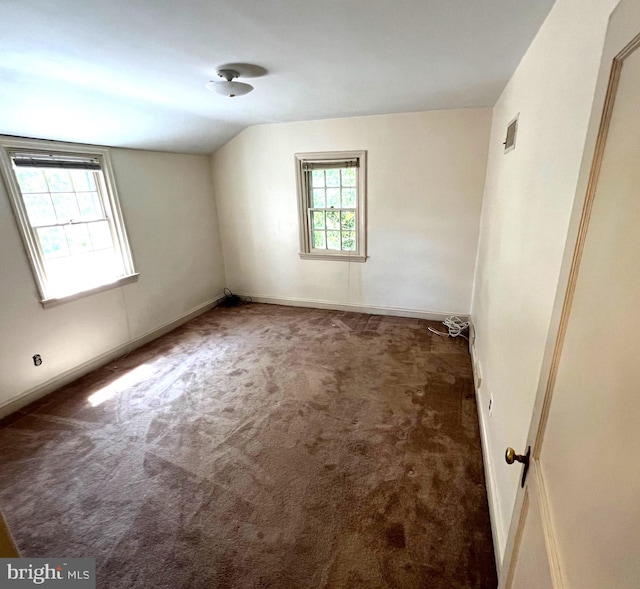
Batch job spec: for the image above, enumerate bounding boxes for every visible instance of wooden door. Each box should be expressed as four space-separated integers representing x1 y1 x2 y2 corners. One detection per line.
500 2 640 587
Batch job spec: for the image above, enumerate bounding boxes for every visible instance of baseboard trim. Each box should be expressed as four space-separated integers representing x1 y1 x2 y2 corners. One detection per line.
469 321 504 576
239 293 465 322
0 294 224 420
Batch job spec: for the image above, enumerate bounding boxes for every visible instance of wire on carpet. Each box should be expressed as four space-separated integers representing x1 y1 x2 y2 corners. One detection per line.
220 288 252 307
428 316 470 340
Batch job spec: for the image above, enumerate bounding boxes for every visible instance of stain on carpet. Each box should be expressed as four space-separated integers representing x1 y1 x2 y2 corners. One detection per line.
0 304 497 588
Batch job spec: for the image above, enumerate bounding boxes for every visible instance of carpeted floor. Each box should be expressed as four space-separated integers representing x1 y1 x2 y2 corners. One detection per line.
0 303 497 588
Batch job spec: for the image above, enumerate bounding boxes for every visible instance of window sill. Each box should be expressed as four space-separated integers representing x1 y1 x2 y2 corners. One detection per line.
41 273 140 308
299 252 367 263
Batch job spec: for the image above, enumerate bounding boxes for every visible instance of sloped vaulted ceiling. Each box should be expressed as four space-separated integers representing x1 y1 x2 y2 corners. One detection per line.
0 0 555 154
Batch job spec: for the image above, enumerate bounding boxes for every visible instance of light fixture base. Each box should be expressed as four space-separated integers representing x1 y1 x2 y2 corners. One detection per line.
217 69 240 82
206 68 255 97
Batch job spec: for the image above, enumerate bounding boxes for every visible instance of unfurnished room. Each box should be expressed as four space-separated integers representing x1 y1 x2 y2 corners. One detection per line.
1 0 640 588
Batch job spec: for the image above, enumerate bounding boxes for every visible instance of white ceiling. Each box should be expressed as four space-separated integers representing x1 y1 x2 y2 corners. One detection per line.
0 0 555 154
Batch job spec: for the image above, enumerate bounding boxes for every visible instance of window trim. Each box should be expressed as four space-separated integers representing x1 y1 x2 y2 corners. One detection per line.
0 136 138 306
294 150 367 262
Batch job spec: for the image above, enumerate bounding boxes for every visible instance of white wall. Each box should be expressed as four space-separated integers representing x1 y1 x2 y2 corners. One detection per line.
211 109 491 317
0 146 225 414
470 0 621 563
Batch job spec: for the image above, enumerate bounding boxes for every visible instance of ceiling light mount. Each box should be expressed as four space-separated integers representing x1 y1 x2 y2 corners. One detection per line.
206 68 254 98
217 69 240 82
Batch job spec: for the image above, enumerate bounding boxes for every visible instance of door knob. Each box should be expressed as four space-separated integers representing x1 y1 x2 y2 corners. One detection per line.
505 446 531 488
505 447 527 465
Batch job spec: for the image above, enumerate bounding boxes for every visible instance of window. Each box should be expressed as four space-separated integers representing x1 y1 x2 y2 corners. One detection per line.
295 150 367 262
0 138 137 306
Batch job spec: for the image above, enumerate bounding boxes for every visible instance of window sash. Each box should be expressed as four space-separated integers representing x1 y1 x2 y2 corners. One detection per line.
16 167 109 227
307 207 358 252
21 166 126 295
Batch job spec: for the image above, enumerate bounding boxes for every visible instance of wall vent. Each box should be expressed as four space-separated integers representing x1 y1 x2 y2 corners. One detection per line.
503 115 518 153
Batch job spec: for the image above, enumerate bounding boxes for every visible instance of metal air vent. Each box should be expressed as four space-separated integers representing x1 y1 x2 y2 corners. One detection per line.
503 115 519 153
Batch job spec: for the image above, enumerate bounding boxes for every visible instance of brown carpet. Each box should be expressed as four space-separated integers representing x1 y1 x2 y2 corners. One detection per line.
0 303 497 588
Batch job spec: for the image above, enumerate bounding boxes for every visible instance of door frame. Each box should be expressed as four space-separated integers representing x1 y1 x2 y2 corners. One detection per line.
498 2 640 586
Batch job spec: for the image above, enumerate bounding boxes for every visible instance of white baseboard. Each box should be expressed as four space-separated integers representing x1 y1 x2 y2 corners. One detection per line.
0 295 224 420
469 321 504 576
238 293 465 322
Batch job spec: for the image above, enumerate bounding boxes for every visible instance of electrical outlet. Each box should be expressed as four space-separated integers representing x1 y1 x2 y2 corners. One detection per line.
32 354 42 366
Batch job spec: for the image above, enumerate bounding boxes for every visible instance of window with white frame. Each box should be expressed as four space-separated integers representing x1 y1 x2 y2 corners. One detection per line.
0 138 137 305
295 150 367 262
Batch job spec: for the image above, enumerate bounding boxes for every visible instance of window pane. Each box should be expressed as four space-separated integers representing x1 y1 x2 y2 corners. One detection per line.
70 170 96 192
326 210 340 230
44 169 74 192
89 220 114 250
342 188 356 208
14 169 48 193
341 210 356 230
23 193 57 227
77 191 102 220
341 168 356 187
342 231 356 251
51 193 80 223
311 170 325 187
312 188 325 208
45 248 122 299
65 223 92 255
37 226 69 258
327 231 340 250
313 230 326 249
326 188 340 208
325 169 340 187
312 211 325 229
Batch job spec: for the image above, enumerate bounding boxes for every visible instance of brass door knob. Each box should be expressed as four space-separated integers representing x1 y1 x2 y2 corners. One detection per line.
505 447 527 465
505 446 531 488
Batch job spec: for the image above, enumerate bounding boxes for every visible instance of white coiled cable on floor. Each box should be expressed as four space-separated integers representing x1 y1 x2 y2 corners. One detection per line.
428 316 470 340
